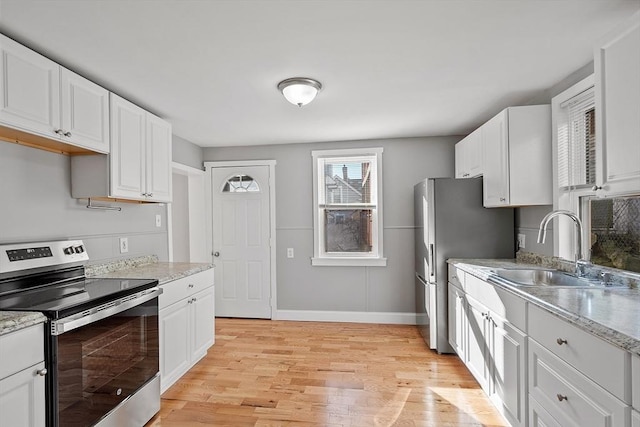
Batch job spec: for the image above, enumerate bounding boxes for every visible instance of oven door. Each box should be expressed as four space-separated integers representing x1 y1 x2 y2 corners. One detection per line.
48 288 161 427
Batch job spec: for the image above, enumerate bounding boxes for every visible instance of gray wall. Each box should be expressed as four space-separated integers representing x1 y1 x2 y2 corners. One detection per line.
173 135 204 170
515 61 595 257
0 141 169 264
204 136 458 313
171 173 190 262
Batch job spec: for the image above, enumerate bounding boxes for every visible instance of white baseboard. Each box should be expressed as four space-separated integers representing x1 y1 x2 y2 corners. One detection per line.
274 310 417 325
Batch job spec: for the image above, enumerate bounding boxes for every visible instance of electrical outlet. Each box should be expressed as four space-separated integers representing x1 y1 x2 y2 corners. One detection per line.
287 248 294 258
119 237 129 254
517 233 526 249
155 214 161 227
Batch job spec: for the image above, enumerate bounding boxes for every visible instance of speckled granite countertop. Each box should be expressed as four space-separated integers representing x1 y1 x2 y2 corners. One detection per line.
0 311 46 336
448 258 640 356
0 257 214 335
86 256 214 285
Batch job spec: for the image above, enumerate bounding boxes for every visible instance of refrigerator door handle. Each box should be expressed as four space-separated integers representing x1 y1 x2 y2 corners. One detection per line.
429 243 435 279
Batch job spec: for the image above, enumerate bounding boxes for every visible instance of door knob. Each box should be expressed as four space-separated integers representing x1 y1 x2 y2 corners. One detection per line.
214 252 220 257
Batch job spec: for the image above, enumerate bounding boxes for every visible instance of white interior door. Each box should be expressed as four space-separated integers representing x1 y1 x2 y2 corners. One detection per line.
211 165 272 318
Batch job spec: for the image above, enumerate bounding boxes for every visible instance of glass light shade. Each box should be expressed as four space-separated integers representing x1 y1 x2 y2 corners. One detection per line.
278 78 322 107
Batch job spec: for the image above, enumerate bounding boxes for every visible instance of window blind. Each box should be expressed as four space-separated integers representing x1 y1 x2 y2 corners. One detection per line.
557 87 596 189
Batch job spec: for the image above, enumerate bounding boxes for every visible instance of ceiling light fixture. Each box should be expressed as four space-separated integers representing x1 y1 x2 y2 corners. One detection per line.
277 77 322 107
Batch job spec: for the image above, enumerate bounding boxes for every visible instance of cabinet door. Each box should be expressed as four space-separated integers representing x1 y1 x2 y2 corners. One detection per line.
60 68 109 153
529 396 562 427
159 300 191 392
455 131 482 179
595 15 640 195
146 113 172 202
0 362 46 427
633 410 640 427
0 34 60 138
447 284 466 359
191 287 215 361
465 296 490 391
110 94 146 199
482 110 510 207
491 313 526 427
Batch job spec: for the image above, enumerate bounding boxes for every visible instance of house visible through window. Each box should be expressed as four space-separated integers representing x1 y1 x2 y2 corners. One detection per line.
311 148 386 266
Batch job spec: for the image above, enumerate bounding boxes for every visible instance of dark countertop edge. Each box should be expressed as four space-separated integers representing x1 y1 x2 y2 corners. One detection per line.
448 259 640 356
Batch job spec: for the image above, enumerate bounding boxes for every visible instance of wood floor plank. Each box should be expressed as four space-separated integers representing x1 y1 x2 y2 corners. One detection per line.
146 318 508 426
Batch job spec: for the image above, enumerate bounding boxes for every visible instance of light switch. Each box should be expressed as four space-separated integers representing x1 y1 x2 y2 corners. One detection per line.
155 214 162 227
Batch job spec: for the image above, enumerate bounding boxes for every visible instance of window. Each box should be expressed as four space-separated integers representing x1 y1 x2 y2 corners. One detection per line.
586 195 640 273
311 148 386 266
222 174 260 193
557 86 596 190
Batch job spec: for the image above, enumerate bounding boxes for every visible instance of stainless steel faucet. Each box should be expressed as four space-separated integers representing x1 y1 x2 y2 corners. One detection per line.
537 210 585 263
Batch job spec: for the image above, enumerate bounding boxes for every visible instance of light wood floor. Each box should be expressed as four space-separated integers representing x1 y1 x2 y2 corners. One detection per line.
146 318 508 426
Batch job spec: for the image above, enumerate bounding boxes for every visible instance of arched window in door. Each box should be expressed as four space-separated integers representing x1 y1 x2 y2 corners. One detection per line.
222 174 260 193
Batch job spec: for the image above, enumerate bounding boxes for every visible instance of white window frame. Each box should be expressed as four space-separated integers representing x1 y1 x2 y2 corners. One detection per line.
552 74 595 260
311 147 386 267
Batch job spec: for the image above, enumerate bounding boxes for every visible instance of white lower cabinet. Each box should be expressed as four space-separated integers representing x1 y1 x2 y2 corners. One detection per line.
529 395 562 427
465 294 526 427
633 410 640 427
0 324 46 427
528 304 632 427
447 281 466 360
448 268 527 427
159 269 215 393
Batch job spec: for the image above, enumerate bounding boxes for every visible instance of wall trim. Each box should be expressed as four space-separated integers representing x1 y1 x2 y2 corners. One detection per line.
275 309 417 325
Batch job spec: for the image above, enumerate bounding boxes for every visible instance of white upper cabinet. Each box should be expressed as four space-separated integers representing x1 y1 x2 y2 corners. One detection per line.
0 34 109 153
482 105 552 207
455 128 483 179
594 12 640 196
72 93 172 203
110 94 147 199
145 112 172 202
60 68 109 152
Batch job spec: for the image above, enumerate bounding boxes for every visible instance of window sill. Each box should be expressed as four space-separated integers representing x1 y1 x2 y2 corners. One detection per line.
311 257 387 267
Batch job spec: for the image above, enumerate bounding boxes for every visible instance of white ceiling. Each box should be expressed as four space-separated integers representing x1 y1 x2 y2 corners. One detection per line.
0 0 638 148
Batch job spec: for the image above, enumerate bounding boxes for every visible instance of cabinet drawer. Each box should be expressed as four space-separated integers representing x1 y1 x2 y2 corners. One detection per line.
465 274 526 331
448 264 465 289
159 269 214 309
528 304 630 402
529 339 630 427
0 324 44 380
529 395 562 427
633 355 639 410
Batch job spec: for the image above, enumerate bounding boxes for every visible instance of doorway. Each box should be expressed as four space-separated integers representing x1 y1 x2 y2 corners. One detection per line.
205 161 276 319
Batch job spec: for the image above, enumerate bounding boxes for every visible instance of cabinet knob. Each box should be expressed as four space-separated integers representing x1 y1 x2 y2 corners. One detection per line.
592 185 602 191
37 368 48 377
556 394 568 402
214 252 220 257
556 338 568 345
499 197 506 202
63 131 72 137
188 283 194 288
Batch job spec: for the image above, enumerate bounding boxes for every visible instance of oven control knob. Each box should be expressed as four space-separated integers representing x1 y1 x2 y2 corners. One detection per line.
74 245 85 254
63 247 74 255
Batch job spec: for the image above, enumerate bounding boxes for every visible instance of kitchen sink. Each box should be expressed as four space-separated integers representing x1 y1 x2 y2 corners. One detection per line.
490 268 624 288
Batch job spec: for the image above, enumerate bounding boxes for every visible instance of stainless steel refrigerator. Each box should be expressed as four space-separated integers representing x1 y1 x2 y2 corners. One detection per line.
414 177 514 353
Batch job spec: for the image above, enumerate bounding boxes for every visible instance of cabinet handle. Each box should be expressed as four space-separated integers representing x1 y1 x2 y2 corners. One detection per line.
592 185 602 191
499 197 506 202
556 394 568 402
188 284 194 288
192 297 197 303
556 338 568 345
63 131 72 137
147 192 153 197
37 368 48 377
53 129 63 135
188 299 193 304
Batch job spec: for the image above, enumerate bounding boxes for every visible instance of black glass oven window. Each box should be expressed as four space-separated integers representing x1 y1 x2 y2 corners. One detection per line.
56 299 159 427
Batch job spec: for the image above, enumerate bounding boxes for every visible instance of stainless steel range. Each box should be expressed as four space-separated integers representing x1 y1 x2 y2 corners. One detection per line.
0 240 162 427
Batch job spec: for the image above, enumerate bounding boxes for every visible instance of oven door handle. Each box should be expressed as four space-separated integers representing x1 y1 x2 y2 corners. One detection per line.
51 287 163 335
